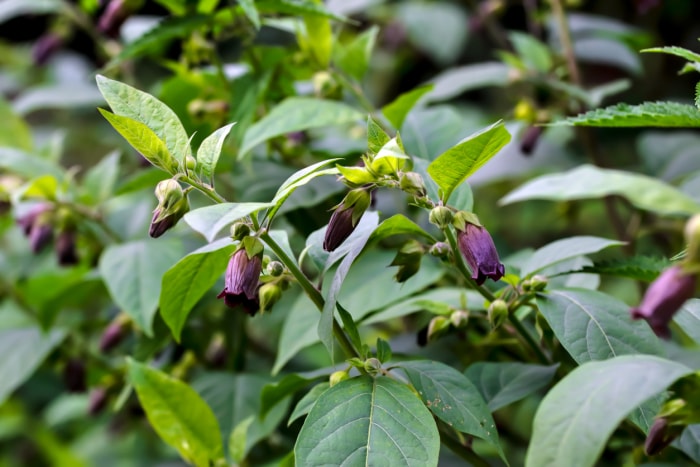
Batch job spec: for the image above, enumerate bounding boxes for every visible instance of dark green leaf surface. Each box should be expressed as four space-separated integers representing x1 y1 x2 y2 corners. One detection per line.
295 376 439 467
675 299 700 344
551 102 700 127
288 382 330 426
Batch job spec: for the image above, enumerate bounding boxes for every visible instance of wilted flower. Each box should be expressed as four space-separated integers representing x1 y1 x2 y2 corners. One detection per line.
630 265 696 338
456 222 505 285
217 247 262 315
323 189 371 252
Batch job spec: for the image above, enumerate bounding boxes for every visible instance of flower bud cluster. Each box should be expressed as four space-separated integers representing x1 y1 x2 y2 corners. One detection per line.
16 203 81 266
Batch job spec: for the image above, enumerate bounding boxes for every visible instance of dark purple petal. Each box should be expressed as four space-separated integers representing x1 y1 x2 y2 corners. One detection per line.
457 223 505 285
631 265 696 338
63 358 87 393
323 207 355 252
32 33 64 66
56 230 79 265
29 223 53 253
225 249 262 300
98 0 131 38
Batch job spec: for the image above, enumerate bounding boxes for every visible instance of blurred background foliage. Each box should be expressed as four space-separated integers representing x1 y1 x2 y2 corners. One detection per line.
2 0 700 465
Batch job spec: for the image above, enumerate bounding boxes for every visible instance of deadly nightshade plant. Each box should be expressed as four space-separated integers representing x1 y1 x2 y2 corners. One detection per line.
149 179 190 238
453 211 505 285
323 187 372 251
217 237 264 316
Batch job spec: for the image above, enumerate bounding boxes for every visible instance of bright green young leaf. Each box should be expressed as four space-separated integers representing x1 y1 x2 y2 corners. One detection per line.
98 109 175 172
0 96 32 150
641 46 700 64
21 175 58 200
334 26 379 80
295 376 439 466
127 360 224 467
238 0 260 29
520 236 625 277
398 360 506 462
0 148 63 179
367 116 390 154
96 75 191 165
551 102 700 127
370 136 409 175
239 97 363 158
427 120 511 201
536 289 663 364
464 362 559 412
370 214 436 242
160 239 235 341
81 150 120 204
256 0 349 21
183 202 273 242
337 165 376 184
197 122 235 181
501 164 700 216
525 355 692 467
0 327 65 406
675 299 700 344
288 382 329 426
509 31 552 72
299 0 333 67
382 85 434 130
99 239 184 335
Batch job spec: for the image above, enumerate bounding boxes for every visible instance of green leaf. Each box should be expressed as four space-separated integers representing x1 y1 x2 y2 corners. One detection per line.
99 239 184 335
675 299 700 345
261 373 322 418
0 96 31 150
13 84 104 115
520 236 625 277
256 0 349 21
363 287 482 324
183 202 273 242
398 360 505 461
367 116 390 154
525 355 692 467
0 148 63 179
299 0 333 67
295 376 439 466
273 293 320 375
228 416 254 464
160 239 235 341
238 0 260 28
334 26 379 80
376 338 392 363
426 62 509 103
288 382 329 426
127 360 224 467
370 214 436 242
402 106 465 161
319 212 379 355
642 46 700 64
536 289 663 364
464 362 559 412
0 327 65 406
197 123 235 181
500 164 700 216
677 425 700 463
427 120 511 201
509 31 552 72
370 135 409 175
551 102 700 127
579 256 669 282
98 109 175 172
81 150 120 204
96 75 191 166
382 85 434 130
239 97 363 157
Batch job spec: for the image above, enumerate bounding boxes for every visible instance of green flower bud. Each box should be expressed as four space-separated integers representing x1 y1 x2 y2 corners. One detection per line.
522 279 532 292
186 155 197 171
530 275 548 291
154 179 183 207
684 214 700 267
427 315 450 342
429 242 450 258
363 358 382 376
450 310 469 329
230 222 251 241
329 370 350 387
266 261 284 277
258 282 282 313
399 171 426 197
488 299 509 330
428 206 453 229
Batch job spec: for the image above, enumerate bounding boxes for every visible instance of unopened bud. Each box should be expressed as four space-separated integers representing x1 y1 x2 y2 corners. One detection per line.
363 358 382 376
100 314 131 352
266 261 284 277
88 387 108 416
427 316 450 342
684 214 700 267
154 179 183 207
644 417 683 456
185 155 197 171
429 242 450 258
56 229 78 266
329 370 350 387
150 183 189 238
230 222 251 241
258 282 282 313
63 358 87 393
530 275 548 291
399 172 426 197
429 206 453 229
488 299 509 330
450 310 469 329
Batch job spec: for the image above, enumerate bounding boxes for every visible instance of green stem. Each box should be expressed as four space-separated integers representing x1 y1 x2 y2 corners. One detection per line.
260 232 361 360
181 175 227 204
439 426 491 467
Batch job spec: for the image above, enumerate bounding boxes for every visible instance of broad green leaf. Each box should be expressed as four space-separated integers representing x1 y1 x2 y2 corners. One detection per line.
81 150 120 204
427 121 511 201
675 299 700 345
382 85 434 130
677 425 700 463
273 293 321 375
464 362 559 412
426 62 509 103
183 202 273 242
127 360 224 467
0 148 63 179
398 360 505 461
580 256 668 282
13 84 104 115
536 289 663 364
96 75 191 165
0 327 65 406
552 102 700 127
261 373 323 418
500 164 700 216
319 212 378 354
0 0 60 23
238 0 260 29
288 382 329 426
295 376 439 466
370 214 436 242
525 355 692 467
239 97 363 157
99 239 184 335
299 0 333 67
256 0 348 21
520 236 625 277
509 31 552 72
642 46 700 64
197 123 235 181
229 416 254 464
402 106 465 160
334 26 379 80
0 96 31 150
268 159 340 220
98 109 175 172
367 116 390 154
160 239 235 341
193 372 290 458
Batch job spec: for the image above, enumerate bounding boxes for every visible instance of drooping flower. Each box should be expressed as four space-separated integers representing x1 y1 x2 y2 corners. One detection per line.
456 222 505 285
217 246 262 315
56 229 79 265
323 188 371 252
630 265 696 338
149 179 189 238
